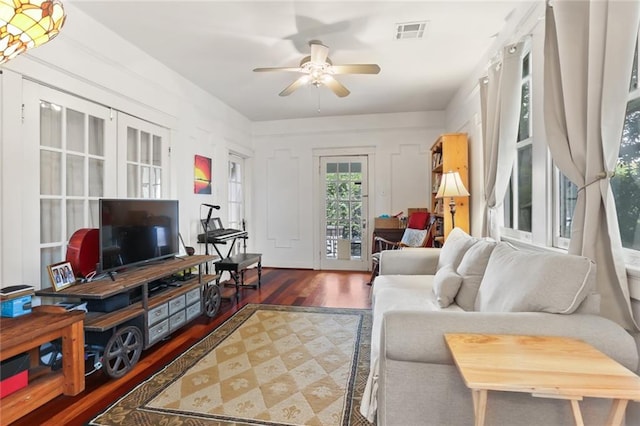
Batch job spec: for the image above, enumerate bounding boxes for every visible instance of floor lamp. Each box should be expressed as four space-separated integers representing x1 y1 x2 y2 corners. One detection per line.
436 171 469 230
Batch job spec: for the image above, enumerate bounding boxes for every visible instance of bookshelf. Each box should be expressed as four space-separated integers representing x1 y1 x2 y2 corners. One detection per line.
430 133 469 243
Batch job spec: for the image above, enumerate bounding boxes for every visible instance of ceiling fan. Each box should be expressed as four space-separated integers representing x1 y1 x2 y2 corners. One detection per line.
253 41 380 97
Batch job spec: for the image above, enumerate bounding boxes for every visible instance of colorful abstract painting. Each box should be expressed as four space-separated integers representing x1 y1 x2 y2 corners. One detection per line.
194 155 212 194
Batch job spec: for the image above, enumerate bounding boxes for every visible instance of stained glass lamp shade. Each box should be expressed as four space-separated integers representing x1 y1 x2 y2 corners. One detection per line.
0 0 66 65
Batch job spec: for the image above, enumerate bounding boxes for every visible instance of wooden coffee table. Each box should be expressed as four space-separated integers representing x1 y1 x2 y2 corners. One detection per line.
444 333 640 426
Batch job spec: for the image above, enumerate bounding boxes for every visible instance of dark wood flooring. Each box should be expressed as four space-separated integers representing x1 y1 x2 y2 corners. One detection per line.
10 268 371 426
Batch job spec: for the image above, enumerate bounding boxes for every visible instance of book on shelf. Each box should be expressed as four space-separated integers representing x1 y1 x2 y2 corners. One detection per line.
0 285 35 301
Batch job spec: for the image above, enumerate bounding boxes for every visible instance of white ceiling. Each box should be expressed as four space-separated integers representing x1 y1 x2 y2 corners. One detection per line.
71 1 525 122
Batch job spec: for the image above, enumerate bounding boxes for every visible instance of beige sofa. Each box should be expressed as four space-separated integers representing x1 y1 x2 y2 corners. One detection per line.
361 229 639 426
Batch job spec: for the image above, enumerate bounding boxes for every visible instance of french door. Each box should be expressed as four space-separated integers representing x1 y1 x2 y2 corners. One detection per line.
319 156 369 271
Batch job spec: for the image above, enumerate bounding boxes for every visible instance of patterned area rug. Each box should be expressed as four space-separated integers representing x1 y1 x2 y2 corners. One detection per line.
90 304 373 426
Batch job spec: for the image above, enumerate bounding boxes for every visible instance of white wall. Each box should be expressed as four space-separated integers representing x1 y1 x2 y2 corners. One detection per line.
251 112 444 268
0 3 253 287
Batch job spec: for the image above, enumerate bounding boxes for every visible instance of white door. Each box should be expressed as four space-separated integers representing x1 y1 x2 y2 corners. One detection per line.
320 156 369 270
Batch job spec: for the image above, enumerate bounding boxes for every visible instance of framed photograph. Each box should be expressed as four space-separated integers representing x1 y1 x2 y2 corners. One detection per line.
48 261 76 291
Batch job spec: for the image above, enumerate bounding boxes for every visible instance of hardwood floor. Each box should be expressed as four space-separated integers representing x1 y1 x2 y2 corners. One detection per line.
10 268 372 426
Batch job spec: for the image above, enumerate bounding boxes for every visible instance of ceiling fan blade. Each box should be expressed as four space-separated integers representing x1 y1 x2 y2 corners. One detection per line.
310 42 329 64
331 64 381 74
323 76 350 97
253 67 302 73
279 76 309 96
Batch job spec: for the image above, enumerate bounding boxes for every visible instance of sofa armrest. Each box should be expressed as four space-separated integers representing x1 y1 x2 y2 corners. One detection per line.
379 248 441 275
381 311 638 372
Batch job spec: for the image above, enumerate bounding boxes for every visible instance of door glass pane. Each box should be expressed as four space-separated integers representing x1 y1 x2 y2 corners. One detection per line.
40 150 62 195
41 247 61 288
88 158 104 197
324 160 363 260
66 154 85 196
152 135 162 166
66 200 84 239
153 168 162 199
41 199 61 243
40 101 62 148
141 131 151 164
66 108 85 152
89 200 99 228
127 164 138 197
127 127 138 161
88 115 104 156
141 166 150 198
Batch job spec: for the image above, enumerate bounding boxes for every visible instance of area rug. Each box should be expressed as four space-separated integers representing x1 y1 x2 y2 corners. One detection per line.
90 304 372 426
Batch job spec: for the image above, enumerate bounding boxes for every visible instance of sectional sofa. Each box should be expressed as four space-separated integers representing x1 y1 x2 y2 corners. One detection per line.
360 228 639 425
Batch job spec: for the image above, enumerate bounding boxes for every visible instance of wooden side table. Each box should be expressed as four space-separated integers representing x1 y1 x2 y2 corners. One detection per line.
445 333 640 426
0 306 85 424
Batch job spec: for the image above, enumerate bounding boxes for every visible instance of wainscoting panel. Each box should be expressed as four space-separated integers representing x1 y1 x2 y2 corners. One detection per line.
267 149 299 247
390 143 430 214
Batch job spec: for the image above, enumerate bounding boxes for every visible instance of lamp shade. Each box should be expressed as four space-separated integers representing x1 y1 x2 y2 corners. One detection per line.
436 171 470 198
0 0 66 65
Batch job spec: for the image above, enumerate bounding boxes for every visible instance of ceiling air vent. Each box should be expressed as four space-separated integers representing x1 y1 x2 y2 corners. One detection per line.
395 21 428 40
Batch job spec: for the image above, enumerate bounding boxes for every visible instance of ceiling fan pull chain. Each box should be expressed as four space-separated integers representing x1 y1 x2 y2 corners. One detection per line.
317 85 321 113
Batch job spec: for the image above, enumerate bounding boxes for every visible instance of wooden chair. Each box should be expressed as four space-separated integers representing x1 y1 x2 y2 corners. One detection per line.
367 214 436 286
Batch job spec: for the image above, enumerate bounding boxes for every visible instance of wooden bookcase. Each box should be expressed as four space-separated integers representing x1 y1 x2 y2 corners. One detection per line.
430 133 469 243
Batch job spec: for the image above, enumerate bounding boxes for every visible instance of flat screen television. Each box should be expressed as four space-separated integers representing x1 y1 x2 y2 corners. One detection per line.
99 199 180 273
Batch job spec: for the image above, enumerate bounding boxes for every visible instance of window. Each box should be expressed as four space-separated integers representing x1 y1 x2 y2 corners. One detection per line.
118 113 169 199
613 38 640 253
39 99 112 286
228 154 244 231
554 34 640 259
504 51 533 233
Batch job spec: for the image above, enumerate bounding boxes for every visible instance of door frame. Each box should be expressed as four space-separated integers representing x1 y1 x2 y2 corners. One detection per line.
312 147 376 271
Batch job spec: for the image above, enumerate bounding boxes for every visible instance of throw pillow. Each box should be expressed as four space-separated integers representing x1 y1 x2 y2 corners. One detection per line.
432 264 463 308
436 228 477 271
400 228 429 247
407 211 430 229
454 239 497 311
474 243 596 314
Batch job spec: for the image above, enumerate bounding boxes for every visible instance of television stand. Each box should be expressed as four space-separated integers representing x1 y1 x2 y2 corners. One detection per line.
36 255 220 379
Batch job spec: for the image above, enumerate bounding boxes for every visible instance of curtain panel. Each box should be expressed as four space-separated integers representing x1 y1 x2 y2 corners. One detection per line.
480 43 524 240
544 0 640 330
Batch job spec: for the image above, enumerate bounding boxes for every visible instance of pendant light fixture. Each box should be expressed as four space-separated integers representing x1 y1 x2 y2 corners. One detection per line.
0 0 66 65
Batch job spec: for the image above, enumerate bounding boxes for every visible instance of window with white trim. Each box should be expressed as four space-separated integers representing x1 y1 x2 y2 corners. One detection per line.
228 153 244 231
504 51 533 233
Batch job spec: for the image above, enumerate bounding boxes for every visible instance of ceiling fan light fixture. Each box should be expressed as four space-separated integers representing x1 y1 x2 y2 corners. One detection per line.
255 41 379 98
0 0 66 64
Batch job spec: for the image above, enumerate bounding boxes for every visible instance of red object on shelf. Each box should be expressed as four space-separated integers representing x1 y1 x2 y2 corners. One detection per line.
0 370 28 398
66 228 99 278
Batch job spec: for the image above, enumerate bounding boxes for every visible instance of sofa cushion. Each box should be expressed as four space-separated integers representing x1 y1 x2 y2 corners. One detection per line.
432 264 463 308
475 243 596 314
436 228 476 272
454 239 497 311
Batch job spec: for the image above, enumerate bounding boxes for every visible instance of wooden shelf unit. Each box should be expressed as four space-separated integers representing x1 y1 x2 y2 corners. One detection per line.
430 133 469 242
0 306 85 424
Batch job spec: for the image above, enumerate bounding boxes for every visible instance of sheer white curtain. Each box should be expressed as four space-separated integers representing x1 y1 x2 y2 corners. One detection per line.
480 43 524 239
544 0 640 330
